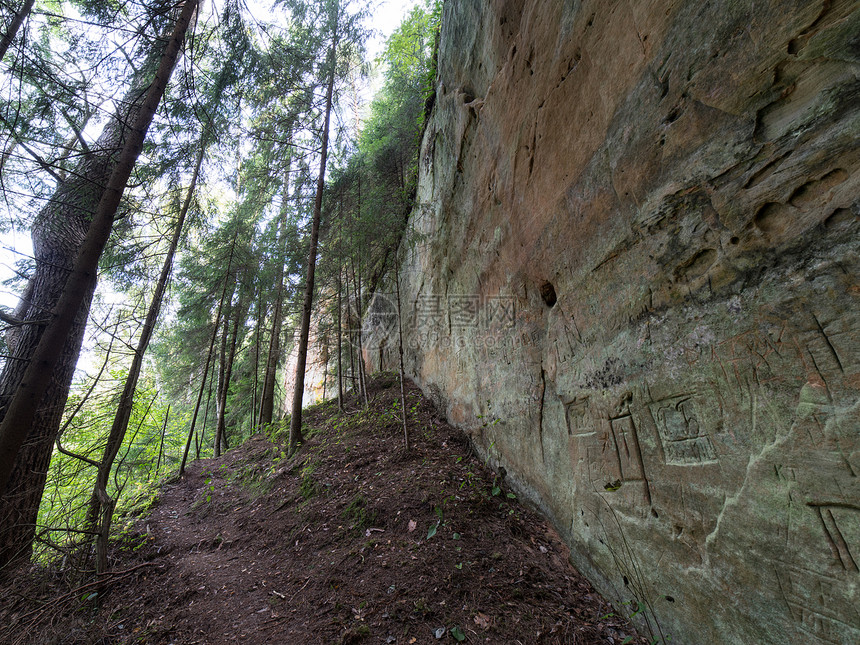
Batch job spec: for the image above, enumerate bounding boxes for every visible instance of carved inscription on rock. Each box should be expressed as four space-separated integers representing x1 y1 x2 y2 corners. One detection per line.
649 395 718 465
775 563 860 644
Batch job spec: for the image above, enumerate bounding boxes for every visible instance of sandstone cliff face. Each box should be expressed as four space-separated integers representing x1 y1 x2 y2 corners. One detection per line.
367 1 860 643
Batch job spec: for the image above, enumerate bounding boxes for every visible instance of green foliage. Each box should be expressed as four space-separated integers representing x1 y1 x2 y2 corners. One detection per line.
299 458 321 499
37 373 175 561
14 0 434 573
341 494 377 531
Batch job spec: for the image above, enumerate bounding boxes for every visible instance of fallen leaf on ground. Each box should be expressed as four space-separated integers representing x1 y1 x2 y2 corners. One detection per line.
474 612 491 629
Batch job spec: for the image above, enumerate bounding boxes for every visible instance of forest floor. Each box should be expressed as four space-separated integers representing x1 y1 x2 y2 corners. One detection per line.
0 374 649 645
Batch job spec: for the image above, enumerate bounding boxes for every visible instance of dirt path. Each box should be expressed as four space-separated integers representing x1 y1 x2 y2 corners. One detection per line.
1 376 650 644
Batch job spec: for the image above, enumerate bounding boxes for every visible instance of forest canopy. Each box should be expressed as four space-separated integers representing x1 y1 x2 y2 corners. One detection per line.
0 0 441 573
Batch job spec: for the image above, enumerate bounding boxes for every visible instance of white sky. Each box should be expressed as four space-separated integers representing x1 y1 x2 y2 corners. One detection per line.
366 0 422 59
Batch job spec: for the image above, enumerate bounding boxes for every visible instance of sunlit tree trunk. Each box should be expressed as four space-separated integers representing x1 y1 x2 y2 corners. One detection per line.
0 0 199 570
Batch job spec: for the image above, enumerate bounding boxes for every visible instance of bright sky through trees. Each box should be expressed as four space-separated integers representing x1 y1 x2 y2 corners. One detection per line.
0 0 421 311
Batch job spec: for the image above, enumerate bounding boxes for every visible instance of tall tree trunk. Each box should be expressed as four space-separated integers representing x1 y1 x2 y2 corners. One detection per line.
358 268 368 405
215 293 243 457
288 21 339 454
337 262 344 411
85 134 204 566
259 171 291 427
394 255 409 450
259 145 294 427
252 289 264 431
0 0 35 62
214 303 230 457
154 405 169 479
350 258 368 407
347 306 356 392
0 0 199 570
258 288 282 427
336 194 344 412
197 357 215 460
179 226 238 476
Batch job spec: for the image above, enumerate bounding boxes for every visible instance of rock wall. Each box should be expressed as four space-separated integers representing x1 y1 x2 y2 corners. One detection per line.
367 0 860 643
282 321 329 411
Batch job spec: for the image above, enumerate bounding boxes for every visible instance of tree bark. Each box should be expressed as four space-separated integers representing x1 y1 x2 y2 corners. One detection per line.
288 20 339 454
0 0 35 62
197 357 216 460
0 0 199 570
258 282 283 427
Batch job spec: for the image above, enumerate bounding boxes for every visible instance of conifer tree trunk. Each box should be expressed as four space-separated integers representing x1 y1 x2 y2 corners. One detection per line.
0 0 35 62
336 191 344 411
197 360 215 459
259 171 291 428
288 21 339 454
394 255 409 450
350 259 368 407
258 286 282 427
252 289 264 430
0 0 199 569
180 226 238 476
215 294 243 456
347 309 356 391
154 405 169 478
337 262 344 411
214 304 230 455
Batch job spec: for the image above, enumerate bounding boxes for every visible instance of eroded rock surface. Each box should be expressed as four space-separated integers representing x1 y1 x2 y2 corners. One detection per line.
367 0 860 643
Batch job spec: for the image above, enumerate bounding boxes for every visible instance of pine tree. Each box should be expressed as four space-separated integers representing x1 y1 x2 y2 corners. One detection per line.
0 0 200 570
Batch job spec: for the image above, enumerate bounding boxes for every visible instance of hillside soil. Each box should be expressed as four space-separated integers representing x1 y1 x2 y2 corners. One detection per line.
0 374 649 644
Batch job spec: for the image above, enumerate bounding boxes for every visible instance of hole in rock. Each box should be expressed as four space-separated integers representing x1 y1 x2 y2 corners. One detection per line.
663 106 682 124
754 202 791 235
539 281 557 307
730 236 740 245
665 596 675 602
623 576 630 586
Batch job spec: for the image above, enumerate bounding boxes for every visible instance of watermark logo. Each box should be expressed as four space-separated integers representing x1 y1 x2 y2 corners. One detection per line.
350 293 517 353
350 292 398 352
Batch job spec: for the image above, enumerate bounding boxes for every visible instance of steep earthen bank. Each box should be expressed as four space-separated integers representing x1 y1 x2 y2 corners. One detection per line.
367 0 860 643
